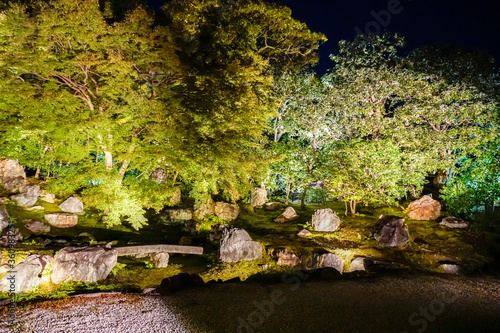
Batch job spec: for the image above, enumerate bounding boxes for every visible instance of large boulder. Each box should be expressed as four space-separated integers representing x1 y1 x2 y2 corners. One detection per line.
219 228 262 263
314 252 344 272
0 202 9 232
250 186 267 208
275 206 299 223
440 216 469 229
24 220 51 234
0 226 23 247
374 216 410 247
311 208 341 232
407 195 441 220
164 208 193 223
45 213 78 228
0 159 26 192
0 254 53 292
59 196 84 215
193 196 215 220
214 202 240 221
51 246 117 284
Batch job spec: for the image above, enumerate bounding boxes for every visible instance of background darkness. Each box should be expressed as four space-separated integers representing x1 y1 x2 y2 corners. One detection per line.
151 0 500 74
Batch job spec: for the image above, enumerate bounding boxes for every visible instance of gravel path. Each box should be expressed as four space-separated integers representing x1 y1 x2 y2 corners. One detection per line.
1 274 500 333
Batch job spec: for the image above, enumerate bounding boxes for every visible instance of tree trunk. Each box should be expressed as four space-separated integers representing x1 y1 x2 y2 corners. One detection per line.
285 182 291 205
35 166 40 179
300 186 308 209
104 151 113 170
345 201 348 216
485 201 495 215
349 200 358 215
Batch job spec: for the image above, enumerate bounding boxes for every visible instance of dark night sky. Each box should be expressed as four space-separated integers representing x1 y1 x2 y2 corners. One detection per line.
151 0 500 75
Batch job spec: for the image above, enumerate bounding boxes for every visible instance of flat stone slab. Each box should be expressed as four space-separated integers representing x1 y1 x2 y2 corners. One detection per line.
114 244 204 257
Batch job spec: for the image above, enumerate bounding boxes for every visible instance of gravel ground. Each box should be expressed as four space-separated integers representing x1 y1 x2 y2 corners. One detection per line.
1 274 500 333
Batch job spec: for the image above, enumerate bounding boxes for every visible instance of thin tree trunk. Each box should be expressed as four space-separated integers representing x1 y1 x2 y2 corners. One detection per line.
345 201 348 216
300 186 308 209
35 166 40 179
104 151 113 170
172 171 179 185
285 182 291 205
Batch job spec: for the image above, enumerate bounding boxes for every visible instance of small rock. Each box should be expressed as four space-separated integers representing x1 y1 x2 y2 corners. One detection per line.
59 196 84 215
45 213 78 228
439 262 461 274
214 202 240 221
274 248 301 266
440 216 469 229
40 193 56 203
407 195 441 220
10 193 38 207
297 229 312 238
25 205 45 211
25 220 51 234
311 208 341 232
264 202 282 211
275 207 299 223
164 209 193 223
0 159 26 192
142 285 160 295
315 252 344 272
349 257 367 272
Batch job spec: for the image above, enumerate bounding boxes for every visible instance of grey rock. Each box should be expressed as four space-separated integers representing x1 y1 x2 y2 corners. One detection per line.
0 254 52 292
0 159 26 192
374 216 410 247
440 216 469 229
297 229 312 238
59 196 84 215
25 220 51 234
150 168 167 183
19 185 40 197
315 252 344 272
45 213 78 228
149 252 169 268
264 202 282 211
40 192 56 203
273 248 301 266
250 186 267 208
349 257 367 272
275 206 299 223
215 202 240 221
164 209 193 223
219 228 262 263
51 246 117 284
439 262 461 274
10 194 38 207
311 208 341 232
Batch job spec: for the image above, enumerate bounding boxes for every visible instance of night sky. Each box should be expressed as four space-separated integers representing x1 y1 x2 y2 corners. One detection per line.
151 0 500 75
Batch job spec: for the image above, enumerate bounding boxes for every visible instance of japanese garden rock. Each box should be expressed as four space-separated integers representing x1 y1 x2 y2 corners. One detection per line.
25 220 51 234
193 196 215 220
407 195 441 220
0 203 9 232
374 216 410 247
250 186 267 208
45 213 78 228
314 252 344 272
149 168 167 183
209 224 229 241
19 184 40 197
164 208 193 223
214 202 240 221
59 196 84 215
297 229 312 238
219 228 262 263
0 227 23 247
440 216 469 229
311 208 341 232
149 252 169 268
51 246 118 284
0 254 52 292
275 206 299 223
40 192 56 203
273 248 301 266
168 187 182 206
264 202 282 211
349 257 367 272
439 261 461 274
0 264 9 275
0 159 26 192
